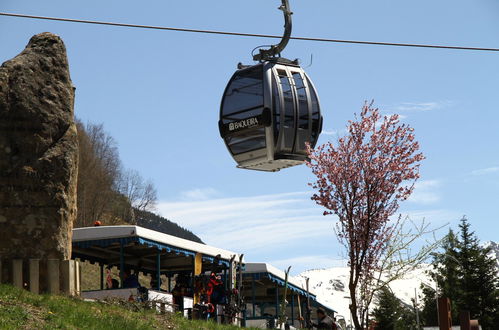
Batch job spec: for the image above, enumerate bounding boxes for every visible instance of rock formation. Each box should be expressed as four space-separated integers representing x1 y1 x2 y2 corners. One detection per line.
0 32 78 266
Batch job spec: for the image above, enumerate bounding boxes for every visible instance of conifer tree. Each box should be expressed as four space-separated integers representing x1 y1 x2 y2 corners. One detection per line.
372 287 418 330
426 229 461 324
422 218 499 328
419 286 438 326
456 217 499 328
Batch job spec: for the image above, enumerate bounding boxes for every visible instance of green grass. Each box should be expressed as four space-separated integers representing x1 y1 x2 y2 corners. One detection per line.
0 284 249 330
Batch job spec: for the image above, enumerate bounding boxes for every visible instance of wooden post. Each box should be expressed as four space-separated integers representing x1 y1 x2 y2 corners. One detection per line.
193 253 202 304
29 259 40 294
47 259 60 294
438 297 452 330
12 259 23 288
459 310 471 330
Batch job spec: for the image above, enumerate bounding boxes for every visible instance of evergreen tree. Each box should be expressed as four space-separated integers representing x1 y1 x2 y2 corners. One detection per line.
372 287 418 330
419 286 438 326
426 229 461 324
455 217 499 329
423 217 499 328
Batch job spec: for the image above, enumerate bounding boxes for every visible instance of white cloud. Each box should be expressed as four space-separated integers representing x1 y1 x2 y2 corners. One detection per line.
157 187 457 273
322 129 339 136
321 128 346 136
157 191 334 253
407 180 441 204
180 187 219 200
384 101 453 113
471 166 499 176
399 209 460 227
383 113 408 120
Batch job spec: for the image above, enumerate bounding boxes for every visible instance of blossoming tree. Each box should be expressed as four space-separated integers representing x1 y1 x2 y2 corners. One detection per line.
307 103 425 329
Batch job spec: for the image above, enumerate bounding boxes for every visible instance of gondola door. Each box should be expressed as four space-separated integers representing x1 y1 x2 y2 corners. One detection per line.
272 65 311 157
273 66 296 154
289 69 311 156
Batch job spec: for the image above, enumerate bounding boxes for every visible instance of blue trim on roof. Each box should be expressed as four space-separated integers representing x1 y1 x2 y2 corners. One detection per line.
72 237 234 267
244 272 315 299
313 300 337 314
73 237 137 249
201 255 231 268
136 237 194 257
73 237 194 258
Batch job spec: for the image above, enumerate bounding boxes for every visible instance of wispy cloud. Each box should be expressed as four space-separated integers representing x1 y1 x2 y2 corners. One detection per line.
158 189 457 273
399 209 460 226
180 187 219 201
322 129 339 136
471 166 499 176
384 101 453 113
157 191 333 253
321 128 346 136
407 180 441 204
383 113 408 120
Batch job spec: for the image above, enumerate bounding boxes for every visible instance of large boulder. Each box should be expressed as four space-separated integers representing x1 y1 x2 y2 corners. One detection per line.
0 32 78 262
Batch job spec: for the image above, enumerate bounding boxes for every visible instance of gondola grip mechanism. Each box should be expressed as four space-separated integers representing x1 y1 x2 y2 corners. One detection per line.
253 0 293 62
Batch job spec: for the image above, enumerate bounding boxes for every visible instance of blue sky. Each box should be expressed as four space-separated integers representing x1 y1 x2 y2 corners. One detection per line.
1 0 498 274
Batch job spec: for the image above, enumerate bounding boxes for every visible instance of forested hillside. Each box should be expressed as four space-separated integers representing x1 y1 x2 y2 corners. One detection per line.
75 120 203 243
135 209 203 243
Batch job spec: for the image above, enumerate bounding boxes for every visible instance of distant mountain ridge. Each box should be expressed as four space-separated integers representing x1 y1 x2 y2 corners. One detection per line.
299 241 499 323
135 209 204 244
484 241 499 266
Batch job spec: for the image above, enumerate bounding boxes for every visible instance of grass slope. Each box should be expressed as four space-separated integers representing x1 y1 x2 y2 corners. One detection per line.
0 284 246 330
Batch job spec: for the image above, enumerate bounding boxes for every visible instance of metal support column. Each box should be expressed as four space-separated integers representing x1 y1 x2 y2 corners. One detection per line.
291 294 295 325
100 264 104 290
275 284 279 319
190 256 194 290
252 274 256 317
157 251 161 291
119 241 124 288
224 268 229 290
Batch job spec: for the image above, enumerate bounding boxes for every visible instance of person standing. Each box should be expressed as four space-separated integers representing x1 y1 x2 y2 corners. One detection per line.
313 308 337 329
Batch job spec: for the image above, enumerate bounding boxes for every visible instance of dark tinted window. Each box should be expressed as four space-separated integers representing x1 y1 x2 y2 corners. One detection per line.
223 108 262 122
278 70 295 128
222 65 264 119
226 128 266 155
293 72 309 130
272 75 281 143
306 76 321 146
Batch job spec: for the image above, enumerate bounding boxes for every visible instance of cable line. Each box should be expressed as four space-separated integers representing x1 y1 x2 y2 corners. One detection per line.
1 11 498 53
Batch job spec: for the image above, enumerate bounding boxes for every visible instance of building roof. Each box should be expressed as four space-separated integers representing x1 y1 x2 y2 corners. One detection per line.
72 225 243 266
243 263 337 313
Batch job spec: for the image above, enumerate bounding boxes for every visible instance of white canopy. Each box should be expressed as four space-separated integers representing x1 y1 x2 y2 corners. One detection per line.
72 225 243 263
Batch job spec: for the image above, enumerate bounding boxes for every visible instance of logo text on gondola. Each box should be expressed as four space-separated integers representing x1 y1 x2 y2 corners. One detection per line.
229 117 259 132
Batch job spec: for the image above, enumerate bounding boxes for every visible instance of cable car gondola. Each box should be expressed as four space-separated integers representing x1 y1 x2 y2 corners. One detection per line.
219 0 323 172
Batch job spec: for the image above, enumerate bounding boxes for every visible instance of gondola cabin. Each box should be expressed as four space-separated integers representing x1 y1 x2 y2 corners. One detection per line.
219 59 322 172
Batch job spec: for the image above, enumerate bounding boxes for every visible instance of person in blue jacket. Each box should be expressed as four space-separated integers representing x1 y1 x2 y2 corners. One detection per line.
123 268 140 288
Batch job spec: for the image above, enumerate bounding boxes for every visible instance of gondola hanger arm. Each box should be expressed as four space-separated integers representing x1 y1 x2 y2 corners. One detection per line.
253 0 293 61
